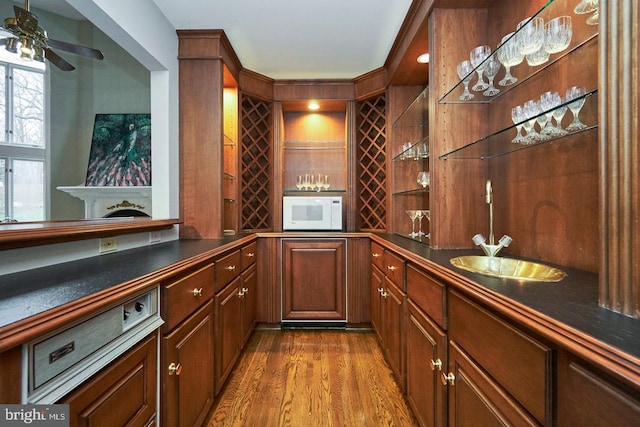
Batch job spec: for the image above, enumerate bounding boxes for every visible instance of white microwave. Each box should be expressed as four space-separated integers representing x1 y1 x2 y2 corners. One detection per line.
282 196 343 231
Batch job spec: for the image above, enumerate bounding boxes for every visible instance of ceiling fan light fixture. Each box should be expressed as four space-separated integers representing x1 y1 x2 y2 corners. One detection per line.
32 45 44 62
19 36 33 60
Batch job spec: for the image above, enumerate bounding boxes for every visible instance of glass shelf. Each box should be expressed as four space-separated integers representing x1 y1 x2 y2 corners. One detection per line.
439 0 599 104
283 140 346 150
283 189 347 194
392 137 429 161
392 187 429 196
440 89 597 160
393 87 429 129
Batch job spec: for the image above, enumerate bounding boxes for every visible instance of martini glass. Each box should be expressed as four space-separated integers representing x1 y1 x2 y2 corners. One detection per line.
406 210 419 237
416 210 425 237
422 210 431 239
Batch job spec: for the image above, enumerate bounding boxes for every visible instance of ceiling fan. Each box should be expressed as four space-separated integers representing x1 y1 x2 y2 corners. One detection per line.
0 0 104 71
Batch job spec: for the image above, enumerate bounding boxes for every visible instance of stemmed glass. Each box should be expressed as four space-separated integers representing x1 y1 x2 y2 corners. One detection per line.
323 175 330 190
526 44 550 67
416 210 425 237
303 174 310 190
482 55 501 96
574 0 598 15
497 33 524 86
470 45 491 91
539 91 560 137
315 174 324 192
551 92 569 135
308 174 316 191
296 175 304 190
545 16 572 54
565 86 587 131
456 60 475 100
516 17 545 55
586 9 599 25
511 105 527 143
417 171 430 188
406 210 419 237
523 99 543 144
421 210 431 239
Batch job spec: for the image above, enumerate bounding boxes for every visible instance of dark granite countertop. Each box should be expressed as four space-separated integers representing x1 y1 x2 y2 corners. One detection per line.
372 233 640 360
0 235 250 330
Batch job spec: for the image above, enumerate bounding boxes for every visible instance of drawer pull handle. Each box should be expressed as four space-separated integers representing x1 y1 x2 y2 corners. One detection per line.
372 253 381 258
168 362 182 376
377 287 384 294
246 252 255 257
441 372 455 386
225 265 236 271
238 289 245 297
386 266 397 271
381 291 388 298
242 287 249 294
430 359 442 371
193 288 203 297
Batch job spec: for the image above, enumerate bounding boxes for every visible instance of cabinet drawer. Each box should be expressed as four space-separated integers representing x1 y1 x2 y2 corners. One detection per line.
163 264 214 331
215 250 241 292
449 290 553 425
383 250 405 289
407 264 446 328
371 242 385 271
240 242 257 271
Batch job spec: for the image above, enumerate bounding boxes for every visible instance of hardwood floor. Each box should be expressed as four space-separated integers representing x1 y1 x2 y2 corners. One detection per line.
206 329 418 426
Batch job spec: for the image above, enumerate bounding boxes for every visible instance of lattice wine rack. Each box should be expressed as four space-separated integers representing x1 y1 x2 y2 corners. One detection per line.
356 95 387 231
241 95 272 231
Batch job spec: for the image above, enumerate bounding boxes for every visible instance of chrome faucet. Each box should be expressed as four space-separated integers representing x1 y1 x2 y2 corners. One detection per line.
473 179 513 257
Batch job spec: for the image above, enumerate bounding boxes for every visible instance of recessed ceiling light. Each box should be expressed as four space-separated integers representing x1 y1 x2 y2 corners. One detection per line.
417 53 430 64
308 101 320 110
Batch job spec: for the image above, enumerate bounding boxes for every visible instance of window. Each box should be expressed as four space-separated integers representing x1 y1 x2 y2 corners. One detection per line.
0 49 47 222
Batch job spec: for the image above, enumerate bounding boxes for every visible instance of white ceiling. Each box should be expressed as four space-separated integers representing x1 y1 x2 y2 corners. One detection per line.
22 0 415 80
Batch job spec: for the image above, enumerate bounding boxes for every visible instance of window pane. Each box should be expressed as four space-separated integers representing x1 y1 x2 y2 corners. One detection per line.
0 159 5 218
0 65 5 144
13 159 44 221
12 68 44 147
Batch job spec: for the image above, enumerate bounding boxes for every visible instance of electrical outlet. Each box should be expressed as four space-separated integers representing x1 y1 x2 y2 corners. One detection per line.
99 237 118 253
149 231 162 243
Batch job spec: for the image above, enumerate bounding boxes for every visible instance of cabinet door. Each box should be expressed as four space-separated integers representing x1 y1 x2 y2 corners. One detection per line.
163 301 214 427
282 239 346 320
407 301 447 427
447 341 538 427
215 276 243 393
63 334 157 427
383 277 405 387
370 264 384 343
241 264 257 345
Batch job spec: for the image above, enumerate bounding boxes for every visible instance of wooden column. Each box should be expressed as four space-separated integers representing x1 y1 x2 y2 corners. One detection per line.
599 0 639 317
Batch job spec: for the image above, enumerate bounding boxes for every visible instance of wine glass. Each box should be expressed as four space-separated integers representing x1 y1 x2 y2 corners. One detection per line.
303 174 310 190
415 210 425 236
417 171 430 188
497 33 524 86
296 175 303 190
545 16 572 54
523 99 543 144
511 105 527 143
551 92 569 135
308 174 316 191
565 86 587 131
315 174 323 191
526 43 550 67
406 210 419 237
586 9 599 25
516 17 545 55
539 91 560 137
323 175 330 190
482 55 501 96
574 0 598 15
470 45 491 91
456 60 475 100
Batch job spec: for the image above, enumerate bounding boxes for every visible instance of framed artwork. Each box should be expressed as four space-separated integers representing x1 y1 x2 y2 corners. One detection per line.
85 114 151 186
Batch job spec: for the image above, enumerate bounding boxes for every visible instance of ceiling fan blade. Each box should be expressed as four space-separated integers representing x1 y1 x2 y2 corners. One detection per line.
13 5 38 33
44 48 75 71
47 38 104 60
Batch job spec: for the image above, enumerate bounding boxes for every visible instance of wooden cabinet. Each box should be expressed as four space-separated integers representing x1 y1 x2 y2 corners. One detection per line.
62 334 157 427
447 290 554 426
370 245 406 387
281 239 346 322
161 264 216 427
406 264 448 427
241 264 257 345
557 350 640 426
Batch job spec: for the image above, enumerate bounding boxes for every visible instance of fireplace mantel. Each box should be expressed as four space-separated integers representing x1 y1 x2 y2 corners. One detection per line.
57 185 152 218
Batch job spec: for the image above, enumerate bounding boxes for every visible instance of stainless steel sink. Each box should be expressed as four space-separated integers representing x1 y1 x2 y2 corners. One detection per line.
449 255 566 282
